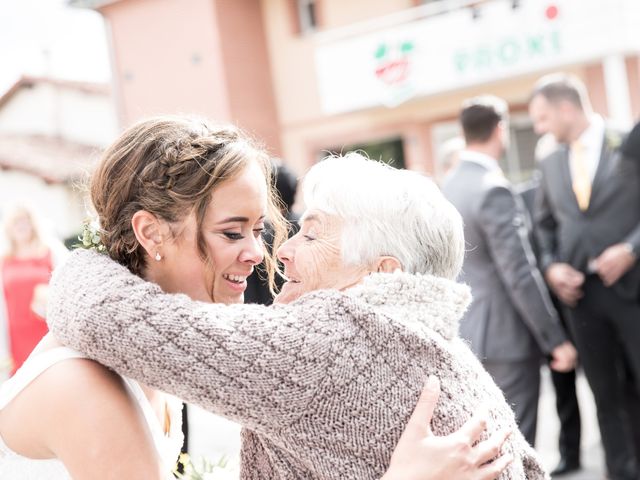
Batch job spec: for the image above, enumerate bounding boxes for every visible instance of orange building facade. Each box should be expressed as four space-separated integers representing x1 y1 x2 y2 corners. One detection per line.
76 0 640 180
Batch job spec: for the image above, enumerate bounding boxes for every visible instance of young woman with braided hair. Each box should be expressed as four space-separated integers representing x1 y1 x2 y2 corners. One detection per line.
0 116 511 479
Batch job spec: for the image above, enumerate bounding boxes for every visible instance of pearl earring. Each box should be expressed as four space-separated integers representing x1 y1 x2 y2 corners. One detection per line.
155 252 162 261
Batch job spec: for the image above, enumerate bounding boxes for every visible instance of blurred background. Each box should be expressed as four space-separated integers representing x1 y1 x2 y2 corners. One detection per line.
2 0 639 240
1 0 639 477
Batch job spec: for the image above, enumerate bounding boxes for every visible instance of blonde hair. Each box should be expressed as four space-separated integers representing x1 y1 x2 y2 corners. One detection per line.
2 204 45 258
91 115 287 299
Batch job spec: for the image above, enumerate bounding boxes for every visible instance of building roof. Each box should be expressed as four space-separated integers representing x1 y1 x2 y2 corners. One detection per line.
68 0 121 10
0 75 111 183
0 134 100 184
0 75 110 110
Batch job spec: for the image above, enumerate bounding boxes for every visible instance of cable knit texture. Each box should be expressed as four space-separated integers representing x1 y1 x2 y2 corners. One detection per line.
47 250 547 479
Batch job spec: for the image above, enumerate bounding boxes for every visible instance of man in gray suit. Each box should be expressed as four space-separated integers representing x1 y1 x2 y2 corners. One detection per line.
442 96 576 447
529 74 640 480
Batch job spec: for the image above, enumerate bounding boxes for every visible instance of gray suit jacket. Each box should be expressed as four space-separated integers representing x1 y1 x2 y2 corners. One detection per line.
442 157 566 362
535 130 640 301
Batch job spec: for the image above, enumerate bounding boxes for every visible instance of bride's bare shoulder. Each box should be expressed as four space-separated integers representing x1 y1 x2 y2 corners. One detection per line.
0 355 164 478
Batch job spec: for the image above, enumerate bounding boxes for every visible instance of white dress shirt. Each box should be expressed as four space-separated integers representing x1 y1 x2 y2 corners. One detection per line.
459 150 502 173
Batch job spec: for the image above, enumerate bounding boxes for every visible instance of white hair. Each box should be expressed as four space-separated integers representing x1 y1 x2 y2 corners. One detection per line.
302 153 465 280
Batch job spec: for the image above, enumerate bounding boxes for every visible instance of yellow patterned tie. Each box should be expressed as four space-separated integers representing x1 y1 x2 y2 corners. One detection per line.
570 141 591 211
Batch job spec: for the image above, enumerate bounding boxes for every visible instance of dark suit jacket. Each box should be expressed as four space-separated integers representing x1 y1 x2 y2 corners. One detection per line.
443 157 566 362
517 178 572 328
534 130 640 301
621 121 640 159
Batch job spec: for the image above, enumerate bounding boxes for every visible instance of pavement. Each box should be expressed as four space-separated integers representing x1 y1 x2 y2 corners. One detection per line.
188 367 607 479
536 368 605 480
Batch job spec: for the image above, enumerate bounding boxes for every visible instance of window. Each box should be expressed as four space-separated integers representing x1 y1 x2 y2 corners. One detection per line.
431 115 538 185
297 0 318 34
322 137 405 169
502 116 538 184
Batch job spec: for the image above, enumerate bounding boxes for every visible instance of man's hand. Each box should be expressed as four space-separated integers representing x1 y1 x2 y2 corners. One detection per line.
545 263 585 307
550 341 578 372
382 376 512 480
593 243 637 287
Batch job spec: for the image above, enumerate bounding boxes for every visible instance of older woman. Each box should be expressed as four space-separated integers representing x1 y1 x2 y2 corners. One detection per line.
46 153 545 479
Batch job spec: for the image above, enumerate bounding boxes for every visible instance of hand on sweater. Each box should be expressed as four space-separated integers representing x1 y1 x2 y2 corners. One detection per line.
382 376 512 480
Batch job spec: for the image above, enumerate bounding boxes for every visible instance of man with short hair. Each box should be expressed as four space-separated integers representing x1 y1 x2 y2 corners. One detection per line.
442 95 576 447
529 73 640 480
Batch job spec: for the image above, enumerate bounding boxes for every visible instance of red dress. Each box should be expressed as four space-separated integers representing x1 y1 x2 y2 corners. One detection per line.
2 251 52 375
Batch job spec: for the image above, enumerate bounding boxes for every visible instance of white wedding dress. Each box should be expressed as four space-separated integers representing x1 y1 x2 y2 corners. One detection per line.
0 346 183 479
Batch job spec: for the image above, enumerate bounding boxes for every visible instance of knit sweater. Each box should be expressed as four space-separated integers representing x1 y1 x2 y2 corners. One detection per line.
47 250 547 479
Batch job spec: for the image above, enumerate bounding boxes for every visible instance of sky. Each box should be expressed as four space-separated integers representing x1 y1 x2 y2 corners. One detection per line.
0 0 111 94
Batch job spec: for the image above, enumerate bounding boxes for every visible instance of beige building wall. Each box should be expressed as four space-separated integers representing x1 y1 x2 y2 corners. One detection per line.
261 1 640 176
320 0 416 28
259 0 322 129
275 71 560 174
216 0 281 152
102 0 230 124
100 0 280 152
93 0 640 176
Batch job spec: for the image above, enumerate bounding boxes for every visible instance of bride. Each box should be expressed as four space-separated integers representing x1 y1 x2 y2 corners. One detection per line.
0 116 510 479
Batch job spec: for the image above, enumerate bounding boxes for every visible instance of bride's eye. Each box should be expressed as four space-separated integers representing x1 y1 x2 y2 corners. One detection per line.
223 232 244 240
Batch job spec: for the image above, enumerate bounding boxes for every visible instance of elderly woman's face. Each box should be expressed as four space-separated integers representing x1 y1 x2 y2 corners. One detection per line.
275 210 368 304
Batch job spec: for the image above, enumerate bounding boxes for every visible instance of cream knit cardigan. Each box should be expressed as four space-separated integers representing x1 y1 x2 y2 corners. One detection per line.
47 250 547 479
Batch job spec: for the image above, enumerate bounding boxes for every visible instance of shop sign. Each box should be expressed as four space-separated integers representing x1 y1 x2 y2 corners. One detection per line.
373 40 416 107
454 30 561 74
315 0 640 114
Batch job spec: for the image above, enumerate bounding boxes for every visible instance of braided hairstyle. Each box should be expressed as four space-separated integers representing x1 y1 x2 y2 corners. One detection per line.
90 115 288 300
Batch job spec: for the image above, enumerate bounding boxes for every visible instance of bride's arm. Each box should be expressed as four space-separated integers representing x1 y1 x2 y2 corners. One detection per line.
47 250 338 432
48 252 511 480
2 358 164 479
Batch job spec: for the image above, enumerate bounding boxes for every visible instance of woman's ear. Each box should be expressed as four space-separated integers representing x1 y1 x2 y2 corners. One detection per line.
375 256 403 273
131 210 164 260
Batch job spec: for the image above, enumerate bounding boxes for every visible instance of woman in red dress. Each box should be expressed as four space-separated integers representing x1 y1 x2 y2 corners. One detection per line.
1 206 65 375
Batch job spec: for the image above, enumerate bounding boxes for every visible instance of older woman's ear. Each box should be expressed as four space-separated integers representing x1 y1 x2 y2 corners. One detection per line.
375 256 403 273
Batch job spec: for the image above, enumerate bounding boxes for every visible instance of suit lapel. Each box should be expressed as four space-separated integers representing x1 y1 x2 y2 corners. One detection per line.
556 146 582 212
589 131 616 208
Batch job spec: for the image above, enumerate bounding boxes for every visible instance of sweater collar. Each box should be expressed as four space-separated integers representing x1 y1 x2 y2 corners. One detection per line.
345 271 471 340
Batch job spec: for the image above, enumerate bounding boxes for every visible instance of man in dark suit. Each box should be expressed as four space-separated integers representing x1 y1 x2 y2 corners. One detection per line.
442 96 577 447
529 73 640 480
517 175 582 476
620 119 640 465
